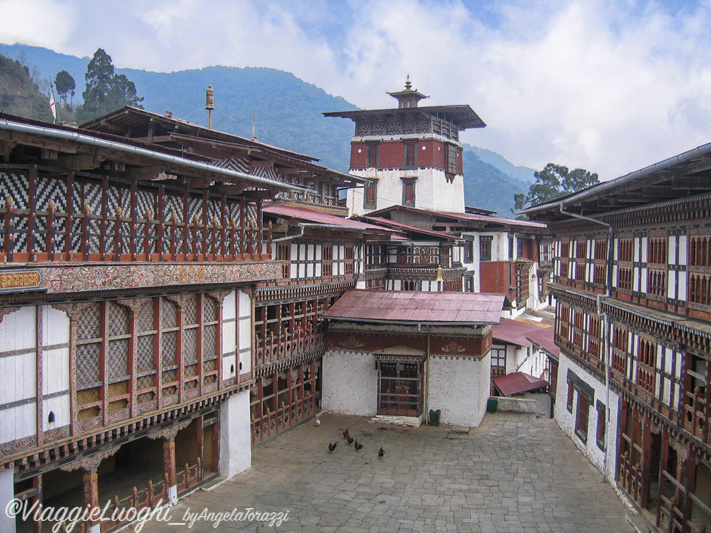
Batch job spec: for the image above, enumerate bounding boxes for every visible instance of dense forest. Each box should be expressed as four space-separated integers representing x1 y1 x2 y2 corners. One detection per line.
0 43 535 216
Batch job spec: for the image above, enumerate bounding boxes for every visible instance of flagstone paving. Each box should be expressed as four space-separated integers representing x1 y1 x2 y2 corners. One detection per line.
144 412 637 532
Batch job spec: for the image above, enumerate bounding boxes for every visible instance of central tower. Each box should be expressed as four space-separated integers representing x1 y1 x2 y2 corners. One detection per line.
324 77 486 215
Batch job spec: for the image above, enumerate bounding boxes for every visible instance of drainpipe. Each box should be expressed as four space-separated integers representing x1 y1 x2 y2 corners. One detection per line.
559 205 614 482
426 328 431 426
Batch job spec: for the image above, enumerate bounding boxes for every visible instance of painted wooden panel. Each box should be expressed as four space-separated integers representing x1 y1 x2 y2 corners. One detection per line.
0 402 35 444
223 319 236 354
239 318 251 352
0 352 36 405
42 305 70 347
42 394 70 431
223 291 236 321
43 347 69 396
238 291 251 319
0 306 36 353
222 354 237 381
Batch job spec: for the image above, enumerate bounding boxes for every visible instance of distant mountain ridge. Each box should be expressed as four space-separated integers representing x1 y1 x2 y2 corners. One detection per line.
0 43 535 217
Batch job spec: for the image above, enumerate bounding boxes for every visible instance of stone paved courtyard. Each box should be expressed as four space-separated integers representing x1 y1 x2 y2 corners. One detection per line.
144 412 637 532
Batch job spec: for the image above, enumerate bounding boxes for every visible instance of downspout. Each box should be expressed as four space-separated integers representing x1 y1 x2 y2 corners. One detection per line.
559 204 614 483
426 327 431 425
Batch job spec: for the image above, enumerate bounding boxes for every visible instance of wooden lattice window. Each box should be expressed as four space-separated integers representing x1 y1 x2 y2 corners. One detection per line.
402 178 416 207
690 235 711 266
637 338 657 394
575 392 590 443
480 236 492 261
322 245 333 277
575 240 588 259
404 143 417 168
648 238 667 264
363 181 377 209
618 239 633 262
366 143 379 168
595 239 608 260
345 245 354 275
617 267 633 291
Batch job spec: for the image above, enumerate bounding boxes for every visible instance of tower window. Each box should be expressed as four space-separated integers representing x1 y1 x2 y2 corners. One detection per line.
446 143 458 175
364 181 377 209
367 143 379 168
404 143 417 168
401 178 416 207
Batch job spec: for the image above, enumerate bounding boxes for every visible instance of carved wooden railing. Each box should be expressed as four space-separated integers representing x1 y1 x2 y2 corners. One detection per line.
0 166 272 264
251 393 315 445
255 331 322 367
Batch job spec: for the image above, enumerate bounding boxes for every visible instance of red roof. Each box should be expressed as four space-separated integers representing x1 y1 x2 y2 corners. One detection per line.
361 216 456 240
264 204 396 232
323 290 504 325
526 327 560 357
366 205 547 229
493 318 550 347
493 372 548 396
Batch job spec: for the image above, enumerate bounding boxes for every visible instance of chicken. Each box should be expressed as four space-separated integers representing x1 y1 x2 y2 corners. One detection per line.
343 428 350 440
346 436 354 445
354 440 363 451
378 447 385 458
328 442 337 452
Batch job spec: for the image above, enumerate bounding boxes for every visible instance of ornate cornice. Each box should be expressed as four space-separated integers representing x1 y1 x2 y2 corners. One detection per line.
146 419 192 441
20 262 282 296
60 445 120 473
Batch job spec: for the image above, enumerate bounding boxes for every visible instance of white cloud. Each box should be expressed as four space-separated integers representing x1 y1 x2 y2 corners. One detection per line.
1 0 711 180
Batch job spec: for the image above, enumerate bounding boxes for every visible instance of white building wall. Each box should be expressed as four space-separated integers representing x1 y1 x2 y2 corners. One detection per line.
428 354 490 427
322 350 378 416
347 167 464 216
554 352 619 483
0 468 14 533
218 389 251 479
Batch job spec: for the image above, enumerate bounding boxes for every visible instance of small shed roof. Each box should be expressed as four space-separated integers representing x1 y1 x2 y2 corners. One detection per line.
323 290 504 325
493 372 548 396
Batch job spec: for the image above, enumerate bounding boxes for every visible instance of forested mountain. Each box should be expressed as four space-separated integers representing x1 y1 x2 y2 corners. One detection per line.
0 43 534 216
0 54 53 122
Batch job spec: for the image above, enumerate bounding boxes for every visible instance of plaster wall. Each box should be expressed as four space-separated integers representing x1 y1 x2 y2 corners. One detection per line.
0 468 14 533
554 352 619 483
218 389 251 479
322 350 377 416
346 167 464 216
428 354 490 427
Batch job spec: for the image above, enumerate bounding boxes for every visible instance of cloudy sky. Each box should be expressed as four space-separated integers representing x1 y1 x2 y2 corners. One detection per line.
1 0 710 180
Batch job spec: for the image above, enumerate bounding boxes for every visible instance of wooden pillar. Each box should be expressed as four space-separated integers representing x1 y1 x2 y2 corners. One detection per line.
163 439 178 501
148 420 191 502
83 468 100 532
59 446 119 533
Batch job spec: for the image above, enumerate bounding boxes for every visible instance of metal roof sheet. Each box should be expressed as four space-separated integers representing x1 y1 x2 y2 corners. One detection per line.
264 204 395 231
525 327 560 357
493 318 551 347
493 372 548 396
323 290 504 325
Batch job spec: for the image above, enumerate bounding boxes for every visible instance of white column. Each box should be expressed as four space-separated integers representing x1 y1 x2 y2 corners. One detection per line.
218 390 251 479
0 468 15 533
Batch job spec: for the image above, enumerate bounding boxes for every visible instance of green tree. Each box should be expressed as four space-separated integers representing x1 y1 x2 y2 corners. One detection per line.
78 48 143 122
111 73 143 108
514 163 598 213
54 70 75 107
